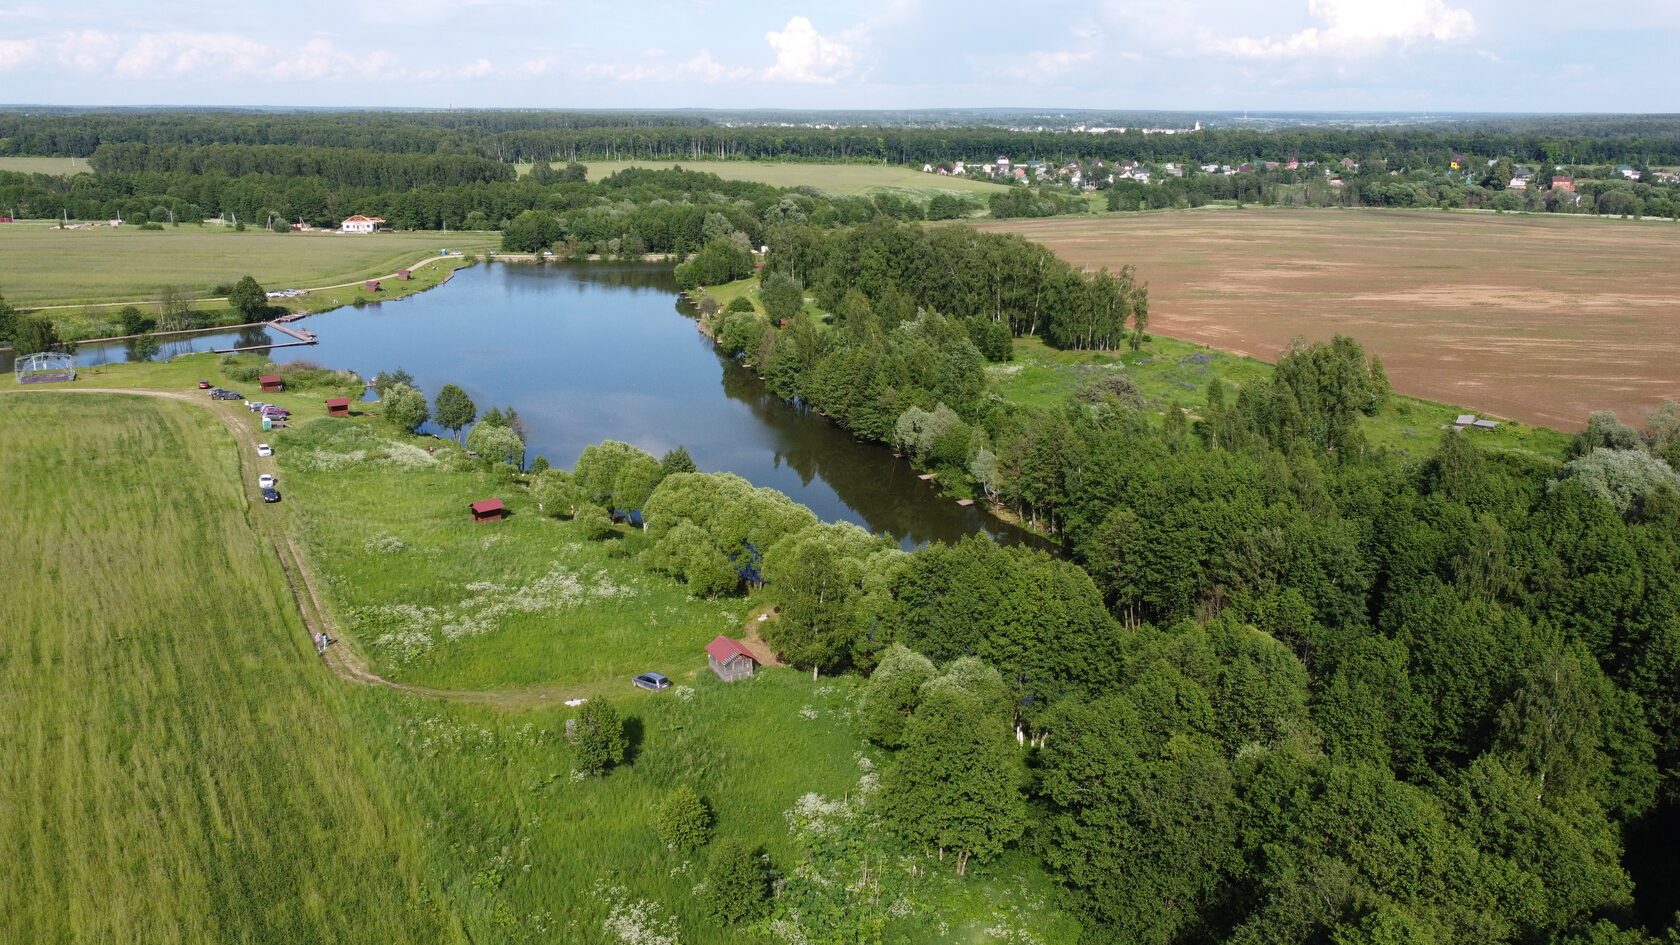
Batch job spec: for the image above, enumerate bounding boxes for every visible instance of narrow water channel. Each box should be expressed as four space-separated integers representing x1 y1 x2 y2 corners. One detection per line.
30 262 1050 551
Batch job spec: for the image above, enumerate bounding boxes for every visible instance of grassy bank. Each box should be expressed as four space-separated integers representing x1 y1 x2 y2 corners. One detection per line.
0 393 461 944
0 224 497 307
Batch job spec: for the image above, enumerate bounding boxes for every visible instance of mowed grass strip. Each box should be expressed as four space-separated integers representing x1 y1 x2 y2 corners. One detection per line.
0 225 497 307
553 159 1005 196
0 394 462 945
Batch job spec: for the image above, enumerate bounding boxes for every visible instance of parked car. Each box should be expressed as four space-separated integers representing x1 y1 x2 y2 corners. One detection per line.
212 390 241 400
632 672 671 691
262 408 290 419
258 474 275 489
245 400 266 411
261 487 281 504
256 443 273 457
197 380 210 389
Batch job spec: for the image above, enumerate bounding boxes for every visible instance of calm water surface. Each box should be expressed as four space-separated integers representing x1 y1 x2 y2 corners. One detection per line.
51 263 1047 550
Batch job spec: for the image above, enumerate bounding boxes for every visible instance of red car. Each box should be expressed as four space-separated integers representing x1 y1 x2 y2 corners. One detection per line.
197 380 211 389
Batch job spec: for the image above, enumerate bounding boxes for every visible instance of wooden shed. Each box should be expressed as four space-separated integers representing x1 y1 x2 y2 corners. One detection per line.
364 280 382 292
324 397 351 416
259 374 284 393
396 269 412 280
469 498 507 523
706 635 759 682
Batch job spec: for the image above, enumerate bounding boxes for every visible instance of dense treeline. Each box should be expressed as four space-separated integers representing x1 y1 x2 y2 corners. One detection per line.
761 221 1147 349
88 142 515 190
1101 163 1680 220
6 109 1680 166
527 374 1680 942
0 163 967 244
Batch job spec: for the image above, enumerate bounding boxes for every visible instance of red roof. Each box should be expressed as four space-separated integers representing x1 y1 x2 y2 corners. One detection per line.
259 374 282 384
324 397 351 408
470 498 506 515
342 214 386 223
706 635 758 665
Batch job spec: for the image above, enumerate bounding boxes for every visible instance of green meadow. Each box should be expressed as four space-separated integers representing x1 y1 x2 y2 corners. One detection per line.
532 158 1006 197
0 225 497 307
0 393 460 945
993 334 1572 461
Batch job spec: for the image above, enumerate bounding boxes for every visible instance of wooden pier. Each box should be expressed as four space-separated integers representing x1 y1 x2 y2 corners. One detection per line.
212 340 315 354
269 321 317 344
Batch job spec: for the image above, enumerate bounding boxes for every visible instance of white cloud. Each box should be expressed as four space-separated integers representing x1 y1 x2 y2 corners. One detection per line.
1005 48 1097 81
762 16 854 84
1217 0 1475 58
681 50 752 82
113 31 267 79
0 38 42 71
457 58 493 79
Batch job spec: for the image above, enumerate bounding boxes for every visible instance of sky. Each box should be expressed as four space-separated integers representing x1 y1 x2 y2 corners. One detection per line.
1 0 1675 112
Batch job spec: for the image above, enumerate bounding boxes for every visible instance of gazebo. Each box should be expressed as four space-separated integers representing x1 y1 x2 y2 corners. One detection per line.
13 351 75 384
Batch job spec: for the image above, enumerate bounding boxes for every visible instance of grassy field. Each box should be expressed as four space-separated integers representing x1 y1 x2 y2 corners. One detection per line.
975 208 1680 429
0 393 461 944
0 155 91 175
524 159 1006 198
1 354 1076 943
0 224 498 307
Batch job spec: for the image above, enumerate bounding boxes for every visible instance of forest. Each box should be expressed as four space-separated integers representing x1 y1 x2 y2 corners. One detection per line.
5 109 1680 165
515 330 1680 943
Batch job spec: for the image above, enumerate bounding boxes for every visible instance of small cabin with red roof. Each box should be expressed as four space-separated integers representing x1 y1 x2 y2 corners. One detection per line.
364 280 382 292
259 374 284 393
706 635 759 682
469 497 506 523
396 269 412 280
325 397 351 417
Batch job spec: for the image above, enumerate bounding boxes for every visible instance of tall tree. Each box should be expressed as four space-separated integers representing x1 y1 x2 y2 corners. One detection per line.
433 383 476 443
879 682 1026 875
226 274 268 319
380 383 429 433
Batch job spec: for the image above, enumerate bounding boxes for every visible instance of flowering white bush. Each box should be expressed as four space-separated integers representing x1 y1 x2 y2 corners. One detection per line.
598 884 682 945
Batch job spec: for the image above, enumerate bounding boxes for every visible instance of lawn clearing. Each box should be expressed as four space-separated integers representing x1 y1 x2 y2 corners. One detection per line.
0 224 497 307
548 159 1006 197
0 155 91 175
975 208 1680 429
0 393 459 945
995 334 1572 461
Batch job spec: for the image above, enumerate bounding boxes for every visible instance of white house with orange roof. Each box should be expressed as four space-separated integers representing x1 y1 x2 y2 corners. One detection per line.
340 214 385 234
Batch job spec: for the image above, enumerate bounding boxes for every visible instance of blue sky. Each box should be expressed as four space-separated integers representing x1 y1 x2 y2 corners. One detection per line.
1 0 1674 111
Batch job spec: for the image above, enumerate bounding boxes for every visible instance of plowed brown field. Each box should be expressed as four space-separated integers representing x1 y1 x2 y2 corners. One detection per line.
976 209 1680 429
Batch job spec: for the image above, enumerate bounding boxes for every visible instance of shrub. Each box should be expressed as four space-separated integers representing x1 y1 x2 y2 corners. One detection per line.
575 503 615 540
573 700 626 776
700 838 768 925
725 296 756 314
655 785 712 851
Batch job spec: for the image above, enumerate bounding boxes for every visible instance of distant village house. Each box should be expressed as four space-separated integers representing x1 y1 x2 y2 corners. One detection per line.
340 214 385 234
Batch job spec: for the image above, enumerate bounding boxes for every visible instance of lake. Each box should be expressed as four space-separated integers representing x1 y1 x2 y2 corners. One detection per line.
44 262 1049 550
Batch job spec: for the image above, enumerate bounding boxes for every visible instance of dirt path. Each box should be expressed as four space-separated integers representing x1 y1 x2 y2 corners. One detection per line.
2 385 593 710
